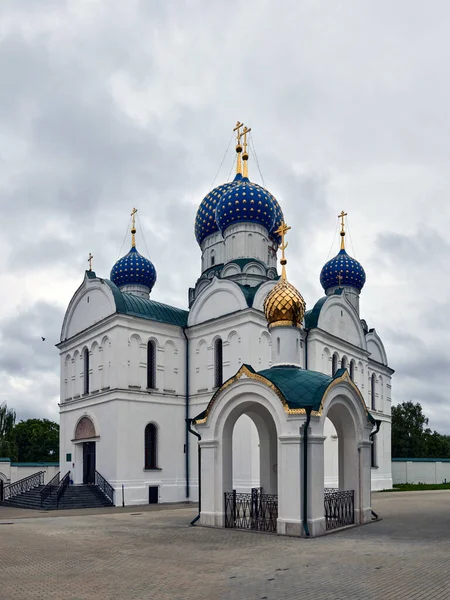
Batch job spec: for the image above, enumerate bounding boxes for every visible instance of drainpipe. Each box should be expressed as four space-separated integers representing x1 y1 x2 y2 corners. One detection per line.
302 407 312 537
182 327 190 499
369 419 382 520
186 419 201 525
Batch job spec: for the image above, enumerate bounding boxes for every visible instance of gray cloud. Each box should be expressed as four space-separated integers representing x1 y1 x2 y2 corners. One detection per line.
1 1 449 433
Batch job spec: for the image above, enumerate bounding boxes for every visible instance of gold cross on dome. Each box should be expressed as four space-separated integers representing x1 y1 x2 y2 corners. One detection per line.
131 207 137 247
87 252 93 271
338 210 347 250
274 221 291 256
337 270 343 287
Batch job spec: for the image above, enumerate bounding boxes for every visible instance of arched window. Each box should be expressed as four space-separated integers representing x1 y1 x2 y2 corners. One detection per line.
144 423 158 469
349 360 355 382
371 373 376 410
83 348 90 394
332 353 338 376
210 250 215 267
277 337 281 355
147 341 156 389
341 356 347 371
214 338 223 388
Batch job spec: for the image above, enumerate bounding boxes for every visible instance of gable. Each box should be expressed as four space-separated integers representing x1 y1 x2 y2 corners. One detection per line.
316 296 365 348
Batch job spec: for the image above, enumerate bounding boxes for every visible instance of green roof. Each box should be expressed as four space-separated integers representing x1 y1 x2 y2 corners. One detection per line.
103 279 188 327
236 283 263 307
257 365 333 411
225 258 267 270
10 462 60 467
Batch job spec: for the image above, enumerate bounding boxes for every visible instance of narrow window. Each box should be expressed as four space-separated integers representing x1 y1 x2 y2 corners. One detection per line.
83 348 90 394
277 337 281 355
214 338 223 388
332 353 338 376
341 356 347 371
147 341 156 389
211 250 215 267
350 360 355 381
371 373 376 410
145 424 158 469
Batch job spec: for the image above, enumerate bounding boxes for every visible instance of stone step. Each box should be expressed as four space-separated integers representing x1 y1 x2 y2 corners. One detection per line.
2 484 114 510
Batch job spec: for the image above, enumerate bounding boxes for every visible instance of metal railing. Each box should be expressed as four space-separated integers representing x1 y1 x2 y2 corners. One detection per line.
95 470 115 504
3 471 45 501
324 488 355 531
56 471 71 507
224 488 278 533
40 471 60 507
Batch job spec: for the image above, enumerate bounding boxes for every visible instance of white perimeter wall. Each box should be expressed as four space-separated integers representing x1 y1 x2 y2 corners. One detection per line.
392 460 450 485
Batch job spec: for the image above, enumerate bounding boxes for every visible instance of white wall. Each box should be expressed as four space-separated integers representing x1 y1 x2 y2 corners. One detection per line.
0 460 59 485
392 460 450 485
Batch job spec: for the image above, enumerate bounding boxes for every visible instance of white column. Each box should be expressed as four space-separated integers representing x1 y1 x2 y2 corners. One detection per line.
277 435 302 536
198 440 219 527
358 440 372 524
306 434 326 537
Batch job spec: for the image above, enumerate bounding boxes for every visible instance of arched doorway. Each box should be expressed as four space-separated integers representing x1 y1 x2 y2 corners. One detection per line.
222 401 278 532
74 416 97 484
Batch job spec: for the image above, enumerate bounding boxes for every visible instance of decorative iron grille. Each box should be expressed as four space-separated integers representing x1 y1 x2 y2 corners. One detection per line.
324 488 354 530
224 488 278 533
95 470 115 504
3 471 45 501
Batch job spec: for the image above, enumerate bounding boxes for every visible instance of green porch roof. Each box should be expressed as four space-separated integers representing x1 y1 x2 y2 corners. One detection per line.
257 365 333 411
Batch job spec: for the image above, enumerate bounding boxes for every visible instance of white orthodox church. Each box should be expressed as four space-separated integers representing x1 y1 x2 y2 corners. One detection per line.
58 124 393 533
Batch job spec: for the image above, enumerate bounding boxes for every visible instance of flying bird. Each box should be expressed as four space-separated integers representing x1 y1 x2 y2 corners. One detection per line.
41 337 46 341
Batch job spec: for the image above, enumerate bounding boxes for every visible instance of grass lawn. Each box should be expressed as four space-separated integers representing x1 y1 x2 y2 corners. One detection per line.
382 483 450 492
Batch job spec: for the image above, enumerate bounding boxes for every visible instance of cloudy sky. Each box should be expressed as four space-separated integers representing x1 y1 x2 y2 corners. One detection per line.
1 0 449 432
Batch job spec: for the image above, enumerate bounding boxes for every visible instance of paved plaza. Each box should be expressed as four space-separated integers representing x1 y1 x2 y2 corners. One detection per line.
1 491 450 600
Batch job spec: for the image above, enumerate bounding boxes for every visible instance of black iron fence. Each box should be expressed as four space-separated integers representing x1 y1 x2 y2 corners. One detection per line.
324 488 355 531
2 471 45 501
224 488 278 533
95 470 115 505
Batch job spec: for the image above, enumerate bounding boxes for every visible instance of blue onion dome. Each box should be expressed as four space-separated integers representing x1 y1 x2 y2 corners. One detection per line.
195 174 244 246
215 177 278 235
270 200 284 246
320 248 366 292
110 246 157 291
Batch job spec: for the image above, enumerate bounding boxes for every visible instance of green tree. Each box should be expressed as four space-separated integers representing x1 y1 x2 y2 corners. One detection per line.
14 419 59 463
392 401 450 459
392 401 429 458
0 403 18 461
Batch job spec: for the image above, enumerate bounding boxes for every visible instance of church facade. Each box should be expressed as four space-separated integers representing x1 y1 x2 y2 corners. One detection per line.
58 124 393 511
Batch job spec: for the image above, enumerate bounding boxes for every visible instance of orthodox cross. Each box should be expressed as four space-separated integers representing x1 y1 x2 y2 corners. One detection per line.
131 207 137 247
233 121 244 174
337 271 343 287
274 221 291 279
339 210 347 250
87 252 93 271
242 125 251 178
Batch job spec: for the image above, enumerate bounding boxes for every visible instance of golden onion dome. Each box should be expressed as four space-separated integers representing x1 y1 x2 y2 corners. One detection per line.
264 277 305 328
264 220 305 328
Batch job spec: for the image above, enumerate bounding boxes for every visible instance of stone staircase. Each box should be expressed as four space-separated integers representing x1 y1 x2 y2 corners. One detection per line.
2 484 114 511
